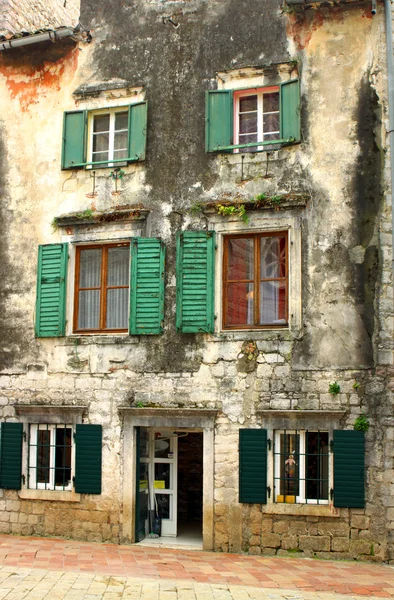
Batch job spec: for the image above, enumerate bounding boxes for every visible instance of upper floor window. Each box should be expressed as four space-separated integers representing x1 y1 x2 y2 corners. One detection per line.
205 79 300 153
61 102 147 170
234 88 280 152
222 232 288 329
74 243 130 333
89 109 129 166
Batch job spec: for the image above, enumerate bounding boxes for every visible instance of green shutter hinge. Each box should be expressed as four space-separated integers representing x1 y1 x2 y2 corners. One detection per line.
267 486 271 498
73 432 76 440
330 440 334 453
23 430 27 442
330 488 334 501
22 474 25 485
72 476 75 487
267 438 272 451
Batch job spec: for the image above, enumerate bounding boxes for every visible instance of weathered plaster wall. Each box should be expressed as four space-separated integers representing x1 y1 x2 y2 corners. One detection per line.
0 0 392 560
0 0 80 35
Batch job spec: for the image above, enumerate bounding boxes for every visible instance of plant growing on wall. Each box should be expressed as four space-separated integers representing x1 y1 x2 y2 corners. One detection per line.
328 381 341 395
354 414 370 432
217 203 249 223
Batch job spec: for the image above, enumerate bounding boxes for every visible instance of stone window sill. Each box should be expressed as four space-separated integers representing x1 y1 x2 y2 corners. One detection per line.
19 489 81 502
262 503 340 517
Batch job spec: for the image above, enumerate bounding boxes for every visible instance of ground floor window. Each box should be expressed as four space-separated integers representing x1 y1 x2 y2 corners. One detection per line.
28 424 73 491
273 430 329 504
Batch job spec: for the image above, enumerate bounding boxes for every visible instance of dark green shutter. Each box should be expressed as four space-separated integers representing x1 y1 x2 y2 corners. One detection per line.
35 244 68 338
61 110 87 169
0 423 23 490
129 238 165 335
75 424 102 494
280 79 300 143
333 430 365 508
205 90 233 152
176 231 215 333
128 102 148 161
239 429 267 504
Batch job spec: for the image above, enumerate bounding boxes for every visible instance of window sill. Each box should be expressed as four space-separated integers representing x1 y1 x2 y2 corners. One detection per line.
262 503 340 517
207 329 300 342
19 489 81 502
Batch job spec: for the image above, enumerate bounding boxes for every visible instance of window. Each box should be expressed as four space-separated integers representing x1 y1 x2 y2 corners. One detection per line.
28 424 73 491
223 232 288 329
35 238 165 338
205 79 300 153
234 88 280 152
74 243 130 333
61 101 148 169
89 109 129 166
273 430 329 505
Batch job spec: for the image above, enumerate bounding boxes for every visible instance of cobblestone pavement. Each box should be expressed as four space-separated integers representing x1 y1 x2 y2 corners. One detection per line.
0 535 394 599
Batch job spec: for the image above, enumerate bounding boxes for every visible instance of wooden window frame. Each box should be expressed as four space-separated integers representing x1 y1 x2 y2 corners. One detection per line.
73 242 130 334
233 86 280 153
222 231 288 330
87 107 129 168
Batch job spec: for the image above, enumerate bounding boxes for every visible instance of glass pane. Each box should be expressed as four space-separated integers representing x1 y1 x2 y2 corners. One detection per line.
79 249 102 288
156 494 170 519
92 151 109 163
106 289 128 329
114 131 128 151
260 236 286 279
263 113 280 133
279 433 299 498
78 290 100 329
155 437 173 459
115 112 128 131
238 133 258 152
107 247 129 286
93 132 110 154
227 282 254 326
263 92 279 113
259 281 286 325
227 238 254 280
306 432 329 501
155 463 171 489
239 112 258 135
54 427 72 488
239 96 257 112
93 114 110 133
37 430 50 484
264 133 281 142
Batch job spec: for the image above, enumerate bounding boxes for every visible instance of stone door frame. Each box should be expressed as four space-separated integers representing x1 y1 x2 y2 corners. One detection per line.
119 408 217 550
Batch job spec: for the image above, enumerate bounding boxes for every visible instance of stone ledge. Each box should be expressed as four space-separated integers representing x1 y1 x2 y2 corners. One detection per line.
257 410 347 429
19 489 81 503
261 502 340 517
119 407 218 429
14 404 87 424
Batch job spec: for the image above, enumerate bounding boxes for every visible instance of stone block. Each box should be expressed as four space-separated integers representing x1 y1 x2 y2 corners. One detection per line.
331 537 350 552
317 521 350 536
351 515 370 530
299 535 330 552
281 535 298 550
0 523 11 534
288 522 307 535
350 539 372 556
273 521 289 534
261 533 281 548
249 535 261 546
28 514 39 525
249 546 262 555
261 518 273 532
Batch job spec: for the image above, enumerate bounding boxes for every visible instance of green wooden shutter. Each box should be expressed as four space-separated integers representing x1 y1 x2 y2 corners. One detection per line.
61 110 87 169
280 79 300 143
128 102 148 161
333 430 365 508
0 422 23 490
129 238 165 335
75 424 102 494
239 429 267 504
176 231 215 333
35 244 68 338
205 90 233 152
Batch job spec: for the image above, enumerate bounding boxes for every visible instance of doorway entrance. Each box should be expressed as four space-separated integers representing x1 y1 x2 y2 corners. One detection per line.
135 428 203 545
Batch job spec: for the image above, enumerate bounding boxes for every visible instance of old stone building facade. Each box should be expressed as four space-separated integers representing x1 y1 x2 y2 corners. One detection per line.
0 0 394 561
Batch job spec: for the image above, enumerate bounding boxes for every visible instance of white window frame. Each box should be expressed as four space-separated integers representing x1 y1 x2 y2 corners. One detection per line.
87 107 129 168
273 430 330 505
233 86 280 153
28 424 74 491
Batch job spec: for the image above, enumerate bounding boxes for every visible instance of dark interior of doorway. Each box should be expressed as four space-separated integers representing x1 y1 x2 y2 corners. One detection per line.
177 432 203 539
